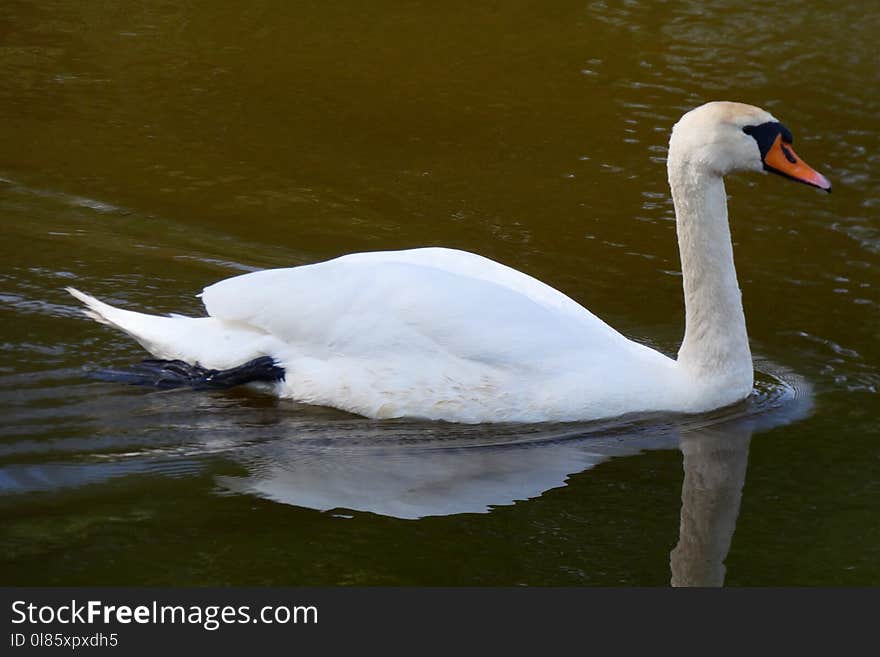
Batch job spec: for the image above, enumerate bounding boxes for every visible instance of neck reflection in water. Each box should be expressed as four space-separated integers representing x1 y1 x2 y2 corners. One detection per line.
671 423 752 587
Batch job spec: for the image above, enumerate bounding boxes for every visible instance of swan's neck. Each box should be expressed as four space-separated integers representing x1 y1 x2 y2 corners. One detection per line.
668 154 753 392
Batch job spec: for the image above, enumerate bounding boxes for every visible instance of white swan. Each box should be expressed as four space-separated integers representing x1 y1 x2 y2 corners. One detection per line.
68 101 830 423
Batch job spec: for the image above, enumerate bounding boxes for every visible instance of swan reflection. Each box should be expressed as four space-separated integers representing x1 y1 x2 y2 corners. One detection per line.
0 367 810 586
220 423 681 519
220 370 811 585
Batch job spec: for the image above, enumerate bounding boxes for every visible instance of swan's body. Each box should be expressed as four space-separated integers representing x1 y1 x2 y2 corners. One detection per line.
68 101 830 423
70 248 686 422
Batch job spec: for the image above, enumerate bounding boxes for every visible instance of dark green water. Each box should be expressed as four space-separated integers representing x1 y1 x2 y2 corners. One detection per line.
1 1 877 585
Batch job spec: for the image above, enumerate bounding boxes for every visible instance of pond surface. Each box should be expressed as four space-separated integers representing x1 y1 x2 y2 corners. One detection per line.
1 0 877 585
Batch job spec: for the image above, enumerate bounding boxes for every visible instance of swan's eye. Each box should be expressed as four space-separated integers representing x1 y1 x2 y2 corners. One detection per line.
742 121 792 159
780 125 794 144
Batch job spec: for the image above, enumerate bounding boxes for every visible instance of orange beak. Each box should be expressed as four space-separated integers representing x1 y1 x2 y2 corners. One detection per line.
764 134 832 192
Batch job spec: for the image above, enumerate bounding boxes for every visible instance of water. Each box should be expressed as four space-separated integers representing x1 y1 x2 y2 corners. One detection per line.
1 0 877 585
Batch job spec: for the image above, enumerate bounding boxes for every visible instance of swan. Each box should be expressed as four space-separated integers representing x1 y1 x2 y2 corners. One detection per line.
67 101 830 423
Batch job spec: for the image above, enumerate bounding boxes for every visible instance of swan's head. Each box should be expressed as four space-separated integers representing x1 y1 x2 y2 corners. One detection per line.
669 101 831 192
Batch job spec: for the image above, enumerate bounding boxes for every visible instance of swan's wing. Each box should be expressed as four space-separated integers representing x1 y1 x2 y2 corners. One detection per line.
199 248 631 369
335 248 620 335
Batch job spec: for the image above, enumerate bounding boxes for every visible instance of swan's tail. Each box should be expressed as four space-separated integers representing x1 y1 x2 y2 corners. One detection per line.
65 287 275 371
67 287 147 330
